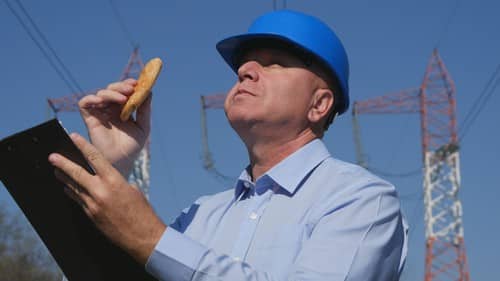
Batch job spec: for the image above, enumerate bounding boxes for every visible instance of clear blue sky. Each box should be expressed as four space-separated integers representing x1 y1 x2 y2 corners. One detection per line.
1 1 499 280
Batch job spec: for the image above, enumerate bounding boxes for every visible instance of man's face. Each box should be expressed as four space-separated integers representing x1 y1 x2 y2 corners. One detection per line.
224 46 328 140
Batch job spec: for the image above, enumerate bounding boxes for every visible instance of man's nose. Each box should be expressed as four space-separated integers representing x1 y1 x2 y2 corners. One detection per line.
237 61 260 82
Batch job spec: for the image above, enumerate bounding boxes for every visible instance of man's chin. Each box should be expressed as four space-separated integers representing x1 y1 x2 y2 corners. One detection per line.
227 115 261 135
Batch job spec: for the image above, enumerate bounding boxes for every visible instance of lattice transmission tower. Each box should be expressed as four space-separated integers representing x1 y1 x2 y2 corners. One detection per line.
199 93 234 182
352 49 470 281
47 47 151 199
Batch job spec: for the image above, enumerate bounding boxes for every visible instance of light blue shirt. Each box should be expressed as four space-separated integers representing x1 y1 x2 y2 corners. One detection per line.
146 139 408 280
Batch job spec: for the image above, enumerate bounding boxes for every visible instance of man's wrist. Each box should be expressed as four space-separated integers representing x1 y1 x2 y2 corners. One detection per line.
128 222 168 266
113 157 137 178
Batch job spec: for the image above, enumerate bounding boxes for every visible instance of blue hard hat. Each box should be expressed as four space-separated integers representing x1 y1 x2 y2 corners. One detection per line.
216 9 350 115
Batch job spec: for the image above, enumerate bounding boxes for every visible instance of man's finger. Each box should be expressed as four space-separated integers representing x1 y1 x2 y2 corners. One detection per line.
96 89 128 104
62 186 97 220
107 80 136 95
78 95 105 116
49 153 94 192
63 185 87 208
55 168 91 202
69 133 113 175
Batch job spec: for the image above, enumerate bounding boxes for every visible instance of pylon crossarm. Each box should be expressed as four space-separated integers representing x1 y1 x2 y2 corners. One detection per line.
353 87 420 115
47 90 97 113
199 94 233 183
202 93 226 109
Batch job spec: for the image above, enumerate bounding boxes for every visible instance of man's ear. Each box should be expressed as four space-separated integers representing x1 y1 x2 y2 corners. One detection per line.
308 88 334 123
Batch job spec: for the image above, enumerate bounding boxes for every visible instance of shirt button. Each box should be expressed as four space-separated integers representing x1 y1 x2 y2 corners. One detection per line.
243 182 250 188
249 212 258 220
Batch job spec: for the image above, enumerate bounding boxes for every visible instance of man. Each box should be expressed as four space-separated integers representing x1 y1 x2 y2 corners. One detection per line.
50 10 408 281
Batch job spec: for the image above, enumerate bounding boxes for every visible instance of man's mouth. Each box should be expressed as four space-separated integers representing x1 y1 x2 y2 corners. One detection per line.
235 88 255 97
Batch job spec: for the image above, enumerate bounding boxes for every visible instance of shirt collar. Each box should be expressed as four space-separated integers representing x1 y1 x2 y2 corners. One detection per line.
234 139 331 199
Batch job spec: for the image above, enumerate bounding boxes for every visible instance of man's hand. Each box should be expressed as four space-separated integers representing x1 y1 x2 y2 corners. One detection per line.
49 133 166 265
78 79 151 176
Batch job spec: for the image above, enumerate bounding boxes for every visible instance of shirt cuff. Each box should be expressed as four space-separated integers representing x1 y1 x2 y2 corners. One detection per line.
145 227 208 281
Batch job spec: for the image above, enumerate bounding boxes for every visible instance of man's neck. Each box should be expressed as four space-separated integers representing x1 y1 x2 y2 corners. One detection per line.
246 130 318 181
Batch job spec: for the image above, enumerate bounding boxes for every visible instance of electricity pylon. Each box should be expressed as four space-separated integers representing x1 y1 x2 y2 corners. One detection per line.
47 47 151 199
352 49 470 281
199 93 234 182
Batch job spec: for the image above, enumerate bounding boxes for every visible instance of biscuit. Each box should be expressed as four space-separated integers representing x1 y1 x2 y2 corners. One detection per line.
120 57 163 121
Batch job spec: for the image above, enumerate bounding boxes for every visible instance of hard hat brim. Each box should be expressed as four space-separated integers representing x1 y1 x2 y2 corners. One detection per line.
216 33 348 114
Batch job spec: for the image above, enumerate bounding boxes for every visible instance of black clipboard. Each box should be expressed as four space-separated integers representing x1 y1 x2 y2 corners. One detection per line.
0 119 156 281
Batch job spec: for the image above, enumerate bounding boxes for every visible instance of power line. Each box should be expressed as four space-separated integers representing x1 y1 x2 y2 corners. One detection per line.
459 62 500 141
3 0 83 94
14 0 84 93
368 166 422 178
108 0 136 48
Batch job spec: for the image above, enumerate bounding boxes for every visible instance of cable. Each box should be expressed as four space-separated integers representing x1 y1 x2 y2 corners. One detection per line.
459 62 500 141
368 167 422 178
14 0 84 93
108 0 136 48
3 0 81 94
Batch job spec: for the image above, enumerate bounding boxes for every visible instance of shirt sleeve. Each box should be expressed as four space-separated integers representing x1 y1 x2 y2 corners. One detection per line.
291 181 408 280
145 181 407 281
145 227 208 281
